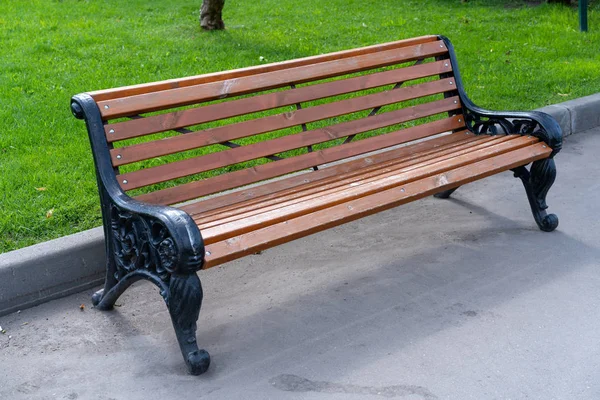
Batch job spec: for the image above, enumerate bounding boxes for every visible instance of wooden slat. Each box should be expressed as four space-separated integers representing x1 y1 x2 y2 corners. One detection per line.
98 40 449 119
193 135 505 226
105 59 454 140
110 77 457 165
118 96 462 190
202 142 552 268
182 132 483 217
135 115 466 205
195 137 509 229
90 36 439 102
196 136 516 232
198 136 539 244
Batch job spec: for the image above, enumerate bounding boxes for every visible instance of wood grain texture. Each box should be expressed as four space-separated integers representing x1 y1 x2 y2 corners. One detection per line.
110 77 458 165
98 40 448 119
182 131 481 217
110 77 458 166
192 135 503 225
104 60 453 141
135 115 465 205
198 136 539 244
89 36 439 102
202 142 552 268
117 96 462 190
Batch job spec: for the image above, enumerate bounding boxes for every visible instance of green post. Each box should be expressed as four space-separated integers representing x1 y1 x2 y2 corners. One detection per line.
580 0 588 32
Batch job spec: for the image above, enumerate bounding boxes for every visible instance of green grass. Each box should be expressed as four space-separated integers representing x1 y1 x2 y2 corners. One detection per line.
1 0 599 253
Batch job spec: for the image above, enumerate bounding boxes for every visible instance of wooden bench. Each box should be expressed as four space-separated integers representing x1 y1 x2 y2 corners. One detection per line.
71 35 562 375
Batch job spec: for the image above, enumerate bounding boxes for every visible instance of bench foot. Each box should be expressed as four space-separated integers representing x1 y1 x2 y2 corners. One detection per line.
167 273 211 375
91 270 210 375
434 187 459 199
91 288 107 309
512 158 559 232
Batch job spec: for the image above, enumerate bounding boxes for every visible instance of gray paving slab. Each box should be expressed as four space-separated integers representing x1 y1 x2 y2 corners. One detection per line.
0 128 599 400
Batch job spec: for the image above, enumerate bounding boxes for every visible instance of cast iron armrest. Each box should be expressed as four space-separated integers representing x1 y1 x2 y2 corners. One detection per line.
438 35 562 158
70 93 205 278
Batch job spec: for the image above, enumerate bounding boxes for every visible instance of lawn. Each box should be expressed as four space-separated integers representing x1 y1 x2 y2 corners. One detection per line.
1 0 599 253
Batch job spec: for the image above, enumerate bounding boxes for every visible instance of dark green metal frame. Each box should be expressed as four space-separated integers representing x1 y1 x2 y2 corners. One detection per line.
580 0 589 32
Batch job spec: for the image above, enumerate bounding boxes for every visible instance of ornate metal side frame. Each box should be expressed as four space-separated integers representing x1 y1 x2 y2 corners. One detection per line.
435 36 562 232
71 95 210 375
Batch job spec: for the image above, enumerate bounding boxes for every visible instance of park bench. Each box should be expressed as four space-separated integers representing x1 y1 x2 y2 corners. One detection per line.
71 35 562 375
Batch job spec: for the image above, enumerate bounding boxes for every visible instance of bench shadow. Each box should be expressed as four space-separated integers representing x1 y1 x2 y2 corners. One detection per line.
98 190 596 394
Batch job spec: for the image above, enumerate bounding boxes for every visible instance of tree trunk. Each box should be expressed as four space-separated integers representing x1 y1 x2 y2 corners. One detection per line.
200 0 226 30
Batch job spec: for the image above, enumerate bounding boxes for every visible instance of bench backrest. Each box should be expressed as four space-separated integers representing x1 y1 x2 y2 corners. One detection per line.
85 35 464 207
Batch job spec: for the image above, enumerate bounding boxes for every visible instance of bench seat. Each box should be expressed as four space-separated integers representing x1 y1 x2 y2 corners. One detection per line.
182 132 550 267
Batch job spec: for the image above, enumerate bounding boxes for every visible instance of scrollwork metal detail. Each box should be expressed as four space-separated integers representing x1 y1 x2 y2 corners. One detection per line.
465 110 544 137
110 205 180 283
96 202 210 374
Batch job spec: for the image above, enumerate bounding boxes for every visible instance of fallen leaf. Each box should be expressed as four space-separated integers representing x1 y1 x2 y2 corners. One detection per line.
35 187 47 191
79 304 85 311
557 93 570 97
46 209 54 218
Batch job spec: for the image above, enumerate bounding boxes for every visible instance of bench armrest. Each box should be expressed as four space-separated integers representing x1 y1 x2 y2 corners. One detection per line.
438 35 562 158
71 94 205 274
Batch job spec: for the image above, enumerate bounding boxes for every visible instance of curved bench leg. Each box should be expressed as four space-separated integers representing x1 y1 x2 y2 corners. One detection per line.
434 187 459 199
92 269 211 375
512 158 559 232
167 272 211 375
92 256 121 311
91 240 210 375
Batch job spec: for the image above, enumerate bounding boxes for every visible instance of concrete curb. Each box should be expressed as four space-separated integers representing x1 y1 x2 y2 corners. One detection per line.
0 227 106 316
1 94 599 317
537 93 600 138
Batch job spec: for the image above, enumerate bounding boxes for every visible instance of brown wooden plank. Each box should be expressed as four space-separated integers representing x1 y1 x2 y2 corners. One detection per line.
98 40 449 119
195 137 510 229
118 96 461 189
135 115 466 205
105 60 454 140
106 61 454 141
198 136 540 244
111 77 457 164
193 135 507 226
90 36 439 102
183 132 484 218
202 143 552 268
111 79 459 168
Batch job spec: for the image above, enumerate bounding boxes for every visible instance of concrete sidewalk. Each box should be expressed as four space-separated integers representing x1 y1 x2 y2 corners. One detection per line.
1 128 599 400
